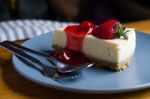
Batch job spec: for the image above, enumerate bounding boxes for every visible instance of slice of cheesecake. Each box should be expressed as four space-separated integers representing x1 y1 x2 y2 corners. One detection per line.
52 20 136 71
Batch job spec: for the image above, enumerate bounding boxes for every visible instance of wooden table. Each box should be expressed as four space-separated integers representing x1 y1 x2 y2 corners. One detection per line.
0 20 150 99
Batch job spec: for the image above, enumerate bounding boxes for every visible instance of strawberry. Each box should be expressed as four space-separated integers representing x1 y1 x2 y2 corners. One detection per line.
79 21 95 30
64 21 95 36
92 19 129 40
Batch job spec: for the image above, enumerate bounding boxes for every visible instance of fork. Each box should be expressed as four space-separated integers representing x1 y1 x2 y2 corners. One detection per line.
0 42 81 82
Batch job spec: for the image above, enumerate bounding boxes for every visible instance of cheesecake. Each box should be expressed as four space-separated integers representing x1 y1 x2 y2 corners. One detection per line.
52 20 136 71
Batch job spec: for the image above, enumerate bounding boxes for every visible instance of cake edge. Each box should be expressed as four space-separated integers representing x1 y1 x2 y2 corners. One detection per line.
52 44 133 71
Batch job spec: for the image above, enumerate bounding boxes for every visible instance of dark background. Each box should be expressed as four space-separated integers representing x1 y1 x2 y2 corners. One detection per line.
0 0 150 24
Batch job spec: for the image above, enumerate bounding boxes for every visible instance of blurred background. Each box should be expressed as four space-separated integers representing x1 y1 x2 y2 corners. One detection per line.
0 0 150 24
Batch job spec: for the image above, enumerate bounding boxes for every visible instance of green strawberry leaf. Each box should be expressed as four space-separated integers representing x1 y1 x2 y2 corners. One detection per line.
115 24 129 40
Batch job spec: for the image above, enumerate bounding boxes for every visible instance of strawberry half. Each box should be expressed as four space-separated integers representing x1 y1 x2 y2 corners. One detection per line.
91 19 129 40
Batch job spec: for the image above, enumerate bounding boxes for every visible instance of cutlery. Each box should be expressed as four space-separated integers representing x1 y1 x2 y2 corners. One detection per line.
0 42 80 82
2 41 94 73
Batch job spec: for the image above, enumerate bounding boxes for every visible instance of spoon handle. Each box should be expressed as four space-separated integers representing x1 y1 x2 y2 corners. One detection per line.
2 41 58 65
2 41 48 57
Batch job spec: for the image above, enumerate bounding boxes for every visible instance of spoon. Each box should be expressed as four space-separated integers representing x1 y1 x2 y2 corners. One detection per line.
1 41 94 73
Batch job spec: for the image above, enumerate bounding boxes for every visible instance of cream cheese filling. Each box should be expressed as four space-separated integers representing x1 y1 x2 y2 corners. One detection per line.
52 28 136 64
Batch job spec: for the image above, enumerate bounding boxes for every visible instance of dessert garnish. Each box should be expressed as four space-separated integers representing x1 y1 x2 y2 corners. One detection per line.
50 49 89 65
92 19 129 40
64 21 95 52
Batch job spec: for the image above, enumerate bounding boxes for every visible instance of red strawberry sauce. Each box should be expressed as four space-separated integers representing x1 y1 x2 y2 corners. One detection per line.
65 25 90 51
52 49 88 65
50 21 95 65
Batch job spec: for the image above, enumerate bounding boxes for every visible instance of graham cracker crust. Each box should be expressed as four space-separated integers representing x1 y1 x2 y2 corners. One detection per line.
52 44 133 71
86 55 132 71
